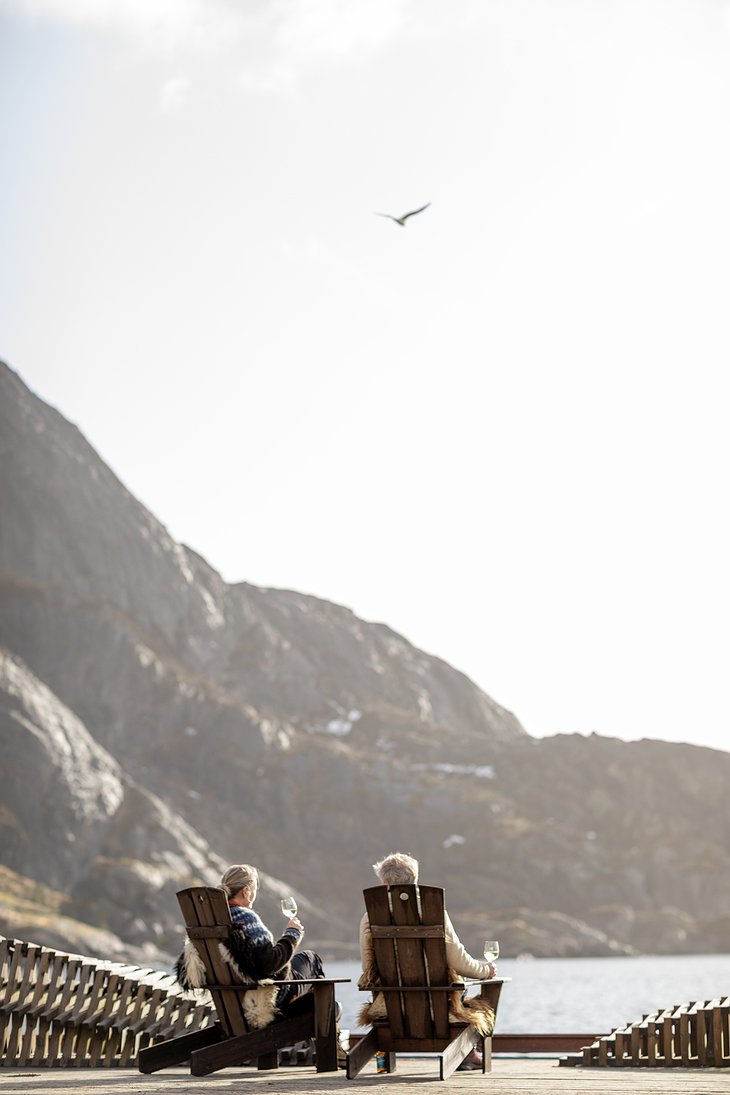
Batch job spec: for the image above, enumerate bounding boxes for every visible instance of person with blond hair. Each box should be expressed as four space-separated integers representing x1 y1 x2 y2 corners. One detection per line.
218 864 321 992
176 863 326 1028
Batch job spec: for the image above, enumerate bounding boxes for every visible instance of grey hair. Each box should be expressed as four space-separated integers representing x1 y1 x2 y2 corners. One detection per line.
220 864 259 900
373 852 419 886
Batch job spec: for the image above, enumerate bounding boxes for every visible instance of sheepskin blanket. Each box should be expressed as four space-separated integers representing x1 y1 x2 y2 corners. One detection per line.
357 960 495 1037
175 936 285 1030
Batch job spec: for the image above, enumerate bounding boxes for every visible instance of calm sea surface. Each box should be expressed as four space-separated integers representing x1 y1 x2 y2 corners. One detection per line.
326 955 730 1034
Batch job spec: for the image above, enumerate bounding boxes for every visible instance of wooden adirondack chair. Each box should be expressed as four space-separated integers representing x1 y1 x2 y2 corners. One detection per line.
347 884 509 1081
138 886 346 1076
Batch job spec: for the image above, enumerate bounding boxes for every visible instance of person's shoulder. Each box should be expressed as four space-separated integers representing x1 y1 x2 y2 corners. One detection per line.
237 907 276 942
230 906 261 928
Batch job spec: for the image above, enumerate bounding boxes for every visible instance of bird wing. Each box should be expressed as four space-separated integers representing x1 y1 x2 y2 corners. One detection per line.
374 212 399 221
400 202 431 221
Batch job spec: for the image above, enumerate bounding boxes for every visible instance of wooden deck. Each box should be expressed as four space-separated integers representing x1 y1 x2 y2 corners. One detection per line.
0 1059 728 1093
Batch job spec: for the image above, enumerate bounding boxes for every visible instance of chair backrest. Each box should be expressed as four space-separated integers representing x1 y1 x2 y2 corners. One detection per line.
177 886 251 1039
363 884 452 1041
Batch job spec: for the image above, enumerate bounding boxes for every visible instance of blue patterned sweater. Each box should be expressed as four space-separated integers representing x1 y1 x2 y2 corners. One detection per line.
227 904 303 981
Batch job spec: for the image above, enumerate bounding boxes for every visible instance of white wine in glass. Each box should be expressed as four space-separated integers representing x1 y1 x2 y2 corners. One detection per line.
483 940 499 963
281 896 298 919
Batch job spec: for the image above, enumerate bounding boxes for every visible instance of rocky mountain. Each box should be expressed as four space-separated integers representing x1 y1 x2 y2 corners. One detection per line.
1 359 729 964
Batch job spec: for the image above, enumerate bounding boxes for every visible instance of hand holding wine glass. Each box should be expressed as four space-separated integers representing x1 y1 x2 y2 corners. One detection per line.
281 895 302 932
281 896 298 919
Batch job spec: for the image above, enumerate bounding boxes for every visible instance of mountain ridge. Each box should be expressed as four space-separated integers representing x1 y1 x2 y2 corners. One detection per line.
1 358 729 964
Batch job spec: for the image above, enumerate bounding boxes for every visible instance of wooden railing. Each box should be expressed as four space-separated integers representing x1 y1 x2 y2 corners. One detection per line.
560 997 730 1067
0 936 214 1068
493 1033 598 1054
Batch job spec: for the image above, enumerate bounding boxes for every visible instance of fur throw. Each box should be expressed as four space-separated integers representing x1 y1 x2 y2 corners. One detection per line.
218 940 283 1029
357 959 495 1038
174 936 285 1030
175 937 207 990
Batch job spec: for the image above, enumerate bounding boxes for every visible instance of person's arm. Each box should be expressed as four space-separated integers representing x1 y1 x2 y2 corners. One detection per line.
358 912 377 989
444 911 495 980
247 930 300 979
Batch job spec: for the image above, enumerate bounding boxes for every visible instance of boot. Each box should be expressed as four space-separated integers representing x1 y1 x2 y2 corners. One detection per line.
456 1047 483 1071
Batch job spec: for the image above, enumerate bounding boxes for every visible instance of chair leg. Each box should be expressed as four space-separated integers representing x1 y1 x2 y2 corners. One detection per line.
440 1026 478 1080
137 1024 222 1073
190 1013 313 1076
345 1028 378 1079
483 1034 492 1073
312 981 338 1072
257 1051 278 1070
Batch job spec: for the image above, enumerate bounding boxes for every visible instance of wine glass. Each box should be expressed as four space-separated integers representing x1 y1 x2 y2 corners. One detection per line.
281 896 298 919
483 940 499 963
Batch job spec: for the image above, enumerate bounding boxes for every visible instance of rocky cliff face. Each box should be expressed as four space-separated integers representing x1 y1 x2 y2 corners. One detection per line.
1 359 729 963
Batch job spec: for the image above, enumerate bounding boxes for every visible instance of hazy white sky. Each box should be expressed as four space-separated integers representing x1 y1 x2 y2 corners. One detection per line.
1 0 729 752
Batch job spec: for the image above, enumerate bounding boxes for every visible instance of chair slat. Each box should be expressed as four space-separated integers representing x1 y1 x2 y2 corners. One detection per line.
420 886 450 1039
363 886 405 1039
390 884 433 1039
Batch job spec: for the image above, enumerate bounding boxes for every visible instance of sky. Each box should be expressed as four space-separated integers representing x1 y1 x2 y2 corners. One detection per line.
1 0 729 753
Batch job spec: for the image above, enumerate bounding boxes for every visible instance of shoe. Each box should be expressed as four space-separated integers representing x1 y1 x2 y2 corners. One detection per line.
337 1025 350 1069
456 1048 483 1071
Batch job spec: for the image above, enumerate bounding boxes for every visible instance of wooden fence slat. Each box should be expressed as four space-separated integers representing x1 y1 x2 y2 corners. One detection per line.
18 948 54 1065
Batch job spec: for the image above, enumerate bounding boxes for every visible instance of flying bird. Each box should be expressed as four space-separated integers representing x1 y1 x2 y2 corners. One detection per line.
375 202 431 226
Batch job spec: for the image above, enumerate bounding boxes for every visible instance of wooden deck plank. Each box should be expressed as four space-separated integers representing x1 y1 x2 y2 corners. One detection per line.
0 1058 729 1093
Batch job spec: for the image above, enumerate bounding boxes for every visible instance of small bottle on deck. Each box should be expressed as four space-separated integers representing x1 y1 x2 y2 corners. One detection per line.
375 1051 387 1073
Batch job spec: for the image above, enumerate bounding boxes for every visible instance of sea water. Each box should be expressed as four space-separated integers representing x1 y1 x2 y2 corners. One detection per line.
326 954 730 1034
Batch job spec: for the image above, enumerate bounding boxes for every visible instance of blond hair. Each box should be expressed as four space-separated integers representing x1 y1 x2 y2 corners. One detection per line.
220 864 259 900
373 852 419 886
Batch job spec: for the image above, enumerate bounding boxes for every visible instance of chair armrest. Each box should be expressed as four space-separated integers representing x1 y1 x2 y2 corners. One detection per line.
461 977 512 985
368 985 470 993
204 978 350 991
269 978 350 985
